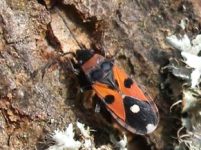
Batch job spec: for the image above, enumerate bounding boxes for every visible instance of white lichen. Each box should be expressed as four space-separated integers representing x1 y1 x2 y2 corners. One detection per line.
181 52 201 69
76 121 91 138
166 34 191 53
181 52 201 88
47 123 81 150
178 18 189 30
166 34 201 88
166 32 201 150
76 121 93 149
110 134 128 150
47 121 116 150
166 34 201 55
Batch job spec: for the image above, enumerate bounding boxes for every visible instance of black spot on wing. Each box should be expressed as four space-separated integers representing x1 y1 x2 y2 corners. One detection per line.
105 95 115 104
124 78 133 88
123 96 157 134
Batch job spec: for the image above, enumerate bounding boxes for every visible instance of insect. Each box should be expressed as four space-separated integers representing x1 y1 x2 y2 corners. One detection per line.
70 49 159 135
55 8 159 135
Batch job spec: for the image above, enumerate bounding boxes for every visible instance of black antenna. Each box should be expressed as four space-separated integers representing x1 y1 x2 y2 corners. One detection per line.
54 7 84 50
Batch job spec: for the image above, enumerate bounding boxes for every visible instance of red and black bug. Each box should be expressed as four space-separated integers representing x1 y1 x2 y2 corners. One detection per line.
55 7 159 135
70 49 159 135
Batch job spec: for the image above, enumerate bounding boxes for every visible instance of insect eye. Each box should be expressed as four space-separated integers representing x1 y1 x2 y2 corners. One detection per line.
90 69 103 81
101 61 113 72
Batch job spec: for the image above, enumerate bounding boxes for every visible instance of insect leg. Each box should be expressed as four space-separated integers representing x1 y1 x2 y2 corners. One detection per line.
31 59 58 79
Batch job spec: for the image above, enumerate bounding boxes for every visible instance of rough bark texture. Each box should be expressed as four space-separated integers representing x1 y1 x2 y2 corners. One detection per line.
0 0 201 150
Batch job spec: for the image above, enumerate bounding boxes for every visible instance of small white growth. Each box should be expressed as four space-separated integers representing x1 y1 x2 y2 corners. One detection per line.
146 124 156 134
83 139 93 149
166 34 201 55
190 69 201 88
181 52 201 88
166 34 201 88
110 134 128 150
191 34 201 55
181 52 201 69
76 121 91 138
47 122 94 150
179 18 188 30
96 145 113 150
76 121 95 149
130 104 140 113
166 34 191 52
47 123 81 150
